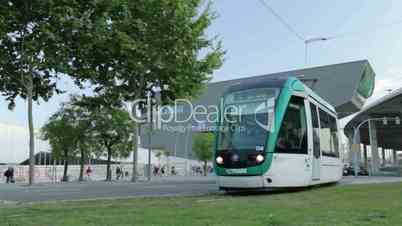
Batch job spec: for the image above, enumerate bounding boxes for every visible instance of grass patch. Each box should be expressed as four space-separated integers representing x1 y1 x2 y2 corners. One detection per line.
1 183 402 226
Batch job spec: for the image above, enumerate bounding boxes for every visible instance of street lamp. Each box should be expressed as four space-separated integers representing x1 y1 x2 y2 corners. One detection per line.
304 37 330 65
145 84 168 181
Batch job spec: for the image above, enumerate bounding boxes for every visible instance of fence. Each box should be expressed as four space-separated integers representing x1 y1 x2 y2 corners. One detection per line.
0 159 212 184
0 165 132 183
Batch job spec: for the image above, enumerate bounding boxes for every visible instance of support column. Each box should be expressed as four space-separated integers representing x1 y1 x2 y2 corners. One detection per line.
369 120 380 173
381 148 386 166
363 145 368 168
393 150 398 166
351 130 362 176
348 138 354 165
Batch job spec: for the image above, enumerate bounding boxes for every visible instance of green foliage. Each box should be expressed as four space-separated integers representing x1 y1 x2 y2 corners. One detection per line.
41 113 79 160
74 96 135 180
42 96 93 181
42 96 92 158
72 96 135 159
52 0 225 105
88 106 135 160
0 1 78 183
155 147 172 158
42 95 135 181
192 133 214 162
43 0 119 88
0 0 66 109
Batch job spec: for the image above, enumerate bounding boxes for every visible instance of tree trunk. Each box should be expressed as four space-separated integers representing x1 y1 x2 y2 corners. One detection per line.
106 147 112 181
27 77 35 185
131 124 139 182
79 149 85 182
62 149 69 182
203 160 208 176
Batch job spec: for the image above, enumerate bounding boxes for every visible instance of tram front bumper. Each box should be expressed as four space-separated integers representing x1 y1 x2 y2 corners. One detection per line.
217 176 265 189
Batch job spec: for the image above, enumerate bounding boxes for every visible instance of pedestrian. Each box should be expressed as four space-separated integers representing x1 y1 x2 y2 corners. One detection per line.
3 168 10 183
153 165 160 176
3 167 14 184
86 166 92 180
161 166 165 176
171 166 176 176
9 167 14 183
116 166 121 180
120 166 125 179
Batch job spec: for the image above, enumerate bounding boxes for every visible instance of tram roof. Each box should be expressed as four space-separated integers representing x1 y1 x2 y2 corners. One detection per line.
197 60 375 118
224 77 288 94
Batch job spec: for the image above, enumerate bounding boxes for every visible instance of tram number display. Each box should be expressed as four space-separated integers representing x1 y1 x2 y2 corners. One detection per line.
225 168 247 174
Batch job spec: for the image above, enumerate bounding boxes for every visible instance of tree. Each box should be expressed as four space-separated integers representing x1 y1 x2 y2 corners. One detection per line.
82 101 135 181
65 0 225 182
0 1 69 184
42 96 93 182
66 98 93 182
41 110 79 182
192 133 214 176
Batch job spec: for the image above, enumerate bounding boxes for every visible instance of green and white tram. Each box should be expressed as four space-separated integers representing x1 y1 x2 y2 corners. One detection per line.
214 77 342 190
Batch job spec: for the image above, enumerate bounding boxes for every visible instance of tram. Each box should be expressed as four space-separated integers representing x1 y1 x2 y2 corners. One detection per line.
214 77 342 190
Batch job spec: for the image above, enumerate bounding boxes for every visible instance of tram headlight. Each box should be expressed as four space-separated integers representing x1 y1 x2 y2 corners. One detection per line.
256 154 265 163
216 156 224 164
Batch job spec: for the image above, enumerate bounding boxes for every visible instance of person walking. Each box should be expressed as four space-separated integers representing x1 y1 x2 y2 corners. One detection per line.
9 167 14 183
3 168 10 183
153 165 159 177
171 166 176 176
116 166 122 180
85 166 93 180
3 167 14 184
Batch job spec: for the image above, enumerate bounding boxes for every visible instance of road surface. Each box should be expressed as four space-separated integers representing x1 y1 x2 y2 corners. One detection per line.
1 176 402 203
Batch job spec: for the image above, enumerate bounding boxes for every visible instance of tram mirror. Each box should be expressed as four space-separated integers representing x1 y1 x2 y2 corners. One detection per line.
267 97 276 132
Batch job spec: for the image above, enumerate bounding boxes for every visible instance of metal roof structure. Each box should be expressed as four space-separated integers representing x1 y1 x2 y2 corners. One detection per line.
345 88 402 150
196 60 376 118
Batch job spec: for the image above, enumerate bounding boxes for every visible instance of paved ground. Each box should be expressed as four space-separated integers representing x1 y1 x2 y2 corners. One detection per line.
1 176 402 204
0 176 218 203
340 176 402 185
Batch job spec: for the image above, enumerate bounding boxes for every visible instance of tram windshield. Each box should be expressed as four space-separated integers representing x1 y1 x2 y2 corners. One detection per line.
217 88 278 151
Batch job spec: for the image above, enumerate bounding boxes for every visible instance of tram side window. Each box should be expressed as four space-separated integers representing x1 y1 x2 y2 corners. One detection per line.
329 115 340 157
318 109 339 158
276 96 308 154
310 104 321 158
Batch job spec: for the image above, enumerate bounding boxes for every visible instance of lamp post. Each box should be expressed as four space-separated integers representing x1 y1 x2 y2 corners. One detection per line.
146 91 153 181
129 100 146 183
145 84 168 181
304 37 330 65
352 116 401 176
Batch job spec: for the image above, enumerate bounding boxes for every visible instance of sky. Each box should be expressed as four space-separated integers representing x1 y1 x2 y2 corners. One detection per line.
1 0 402 160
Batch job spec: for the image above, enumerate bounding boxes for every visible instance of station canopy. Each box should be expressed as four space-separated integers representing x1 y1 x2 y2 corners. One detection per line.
345 88 402 150
197 60 376 118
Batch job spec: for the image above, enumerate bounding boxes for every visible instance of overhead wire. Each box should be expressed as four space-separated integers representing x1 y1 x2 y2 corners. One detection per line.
257 0 402 66
258 0 305 42
258 0 402 41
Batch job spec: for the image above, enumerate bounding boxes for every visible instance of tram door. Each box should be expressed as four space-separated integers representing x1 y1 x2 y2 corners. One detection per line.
309 102 321 180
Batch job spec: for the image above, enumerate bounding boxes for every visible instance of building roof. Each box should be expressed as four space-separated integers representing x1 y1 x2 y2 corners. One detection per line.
344 88 402 150
141 60 377 159
197 60 375 118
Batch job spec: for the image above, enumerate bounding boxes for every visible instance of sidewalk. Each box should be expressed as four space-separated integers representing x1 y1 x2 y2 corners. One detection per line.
340 176 402 185
0 175 217 187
